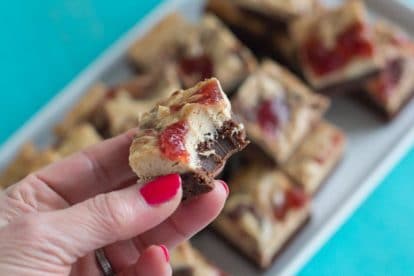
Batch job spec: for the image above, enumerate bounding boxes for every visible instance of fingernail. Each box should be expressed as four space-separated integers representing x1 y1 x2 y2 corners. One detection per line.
140 174 181 205
159 244 170 262
218 180 229 196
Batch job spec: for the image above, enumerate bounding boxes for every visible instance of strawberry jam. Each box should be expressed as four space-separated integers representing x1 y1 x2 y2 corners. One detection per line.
179 54 214 81
369 59 403 103
257 98 289 135
273 187 307 221
159 121 189 163
304 22 374 76
195 79 222 104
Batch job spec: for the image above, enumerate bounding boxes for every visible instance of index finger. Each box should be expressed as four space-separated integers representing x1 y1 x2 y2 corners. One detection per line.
35 129 137 204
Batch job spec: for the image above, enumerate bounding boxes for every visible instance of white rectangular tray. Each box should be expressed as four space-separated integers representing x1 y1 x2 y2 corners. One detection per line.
1 0 413 275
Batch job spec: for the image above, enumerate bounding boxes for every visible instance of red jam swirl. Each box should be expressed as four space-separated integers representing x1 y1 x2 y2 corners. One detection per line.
159 121 189 163
304 22 374 76
179 54 214 81
273 187 307 221
169 80 222 113
195 79 222 104
256 98 289 135
369 59 403 103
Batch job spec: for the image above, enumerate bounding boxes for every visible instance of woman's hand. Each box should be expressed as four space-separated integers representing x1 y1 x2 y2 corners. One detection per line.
0 130 228 275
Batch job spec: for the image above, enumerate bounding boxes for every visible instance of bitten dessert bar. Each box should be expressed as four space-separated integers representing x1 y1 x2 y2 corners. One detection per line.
129 78 248 200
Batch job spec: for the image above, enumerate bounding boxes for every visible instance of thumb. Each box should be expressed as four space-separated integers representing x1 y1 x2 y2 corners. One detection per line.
42 174 181 263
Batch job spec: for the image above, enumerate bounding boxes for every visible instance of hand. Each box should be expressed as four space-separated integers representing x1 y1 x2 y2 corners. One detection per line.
0 130 228 275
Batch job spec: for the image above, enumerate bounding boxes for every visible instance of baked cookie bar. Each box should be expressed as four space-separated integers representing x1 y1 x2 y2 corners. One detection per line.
0 123 102 189
171 242 225 276
56 68 180 138
291 0 382 92
282 121 346 195
213 165 310 268
98 67 181 137
129 78 248 200
232 60 329 163
0 143 60 189
128 13 257 93
363 21 414 118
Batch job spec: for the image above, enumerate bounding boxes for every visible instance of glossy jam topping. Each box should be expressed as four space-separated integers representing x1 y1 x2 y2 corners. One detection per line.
179 54 214 81
195 80 223 105
257 98 289 135
159 121 189 163
369 59 403 103
304 22 374 76
273 187 307 221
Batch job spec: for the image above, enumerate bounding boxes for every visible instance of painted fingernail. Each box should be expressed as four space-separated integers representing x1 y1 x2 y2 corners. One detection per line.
140 174 181 205
159 244 170 262
218 180 229 196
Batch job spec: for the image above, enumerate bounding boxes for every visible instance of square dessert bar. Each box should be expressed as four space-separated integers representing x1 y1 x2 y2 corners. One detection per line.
171 242 225 276
98 67 181 137
0 123 102 189
129 78 249 200
232 60 329 164
363 21 414 118
290 0 383 92
282 121 346 195
213 165 310 268
128 13 257 93
56 67 180 138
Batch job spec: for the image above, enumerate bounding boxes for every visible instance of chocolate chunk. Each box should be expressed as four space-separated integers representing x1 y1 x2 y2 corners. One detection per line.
197 120 249 174
181 172 215 201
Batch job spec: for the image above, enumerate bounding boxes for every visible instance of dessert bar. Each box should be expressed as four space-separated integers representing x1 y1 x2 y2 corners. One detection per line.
213 165 310 268
129 78 248 200
0 123 102 189
282 121 346 195
232 60 329 163
171 242 225 276
363 21 414 118
128 13 257 93
290 0 382 92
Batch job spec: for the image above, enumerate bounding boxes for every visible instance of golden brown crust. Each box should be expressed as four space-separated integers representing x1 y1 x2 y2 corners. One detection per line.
282 121 346 194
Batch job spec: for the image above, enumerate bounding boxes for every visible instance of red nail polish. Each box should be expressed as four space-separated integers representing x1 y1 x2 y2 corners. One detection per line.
218 180 229 196
159 244 170 262
140 174 181 205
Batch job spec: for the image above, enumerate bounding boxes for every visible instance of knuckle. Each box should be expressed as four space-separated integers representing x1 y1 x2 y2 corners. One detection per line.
88 193 133 233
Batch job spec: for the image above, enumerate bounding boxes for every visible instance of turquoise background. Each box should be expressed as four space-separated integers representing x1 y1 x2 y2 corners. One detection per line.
1 1 414 275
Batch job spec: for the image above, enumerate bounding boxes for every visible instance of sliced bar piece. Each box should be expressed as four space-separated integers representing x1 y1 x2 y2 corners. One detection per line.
282 121 346 195
213 165 310 268
290 0 382 92
171 242 225 276
129 78 249 200
97 67 181 137
56 123 103 157
0 143 60 189
363 21 414 118
55 83 107 137
128 13 257 93
0 123 102 189
232 60 329 163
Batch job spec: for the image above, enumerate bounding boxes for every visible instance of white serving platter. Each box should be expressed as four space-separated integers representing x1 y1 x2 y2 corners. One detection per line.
0 0 413 275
